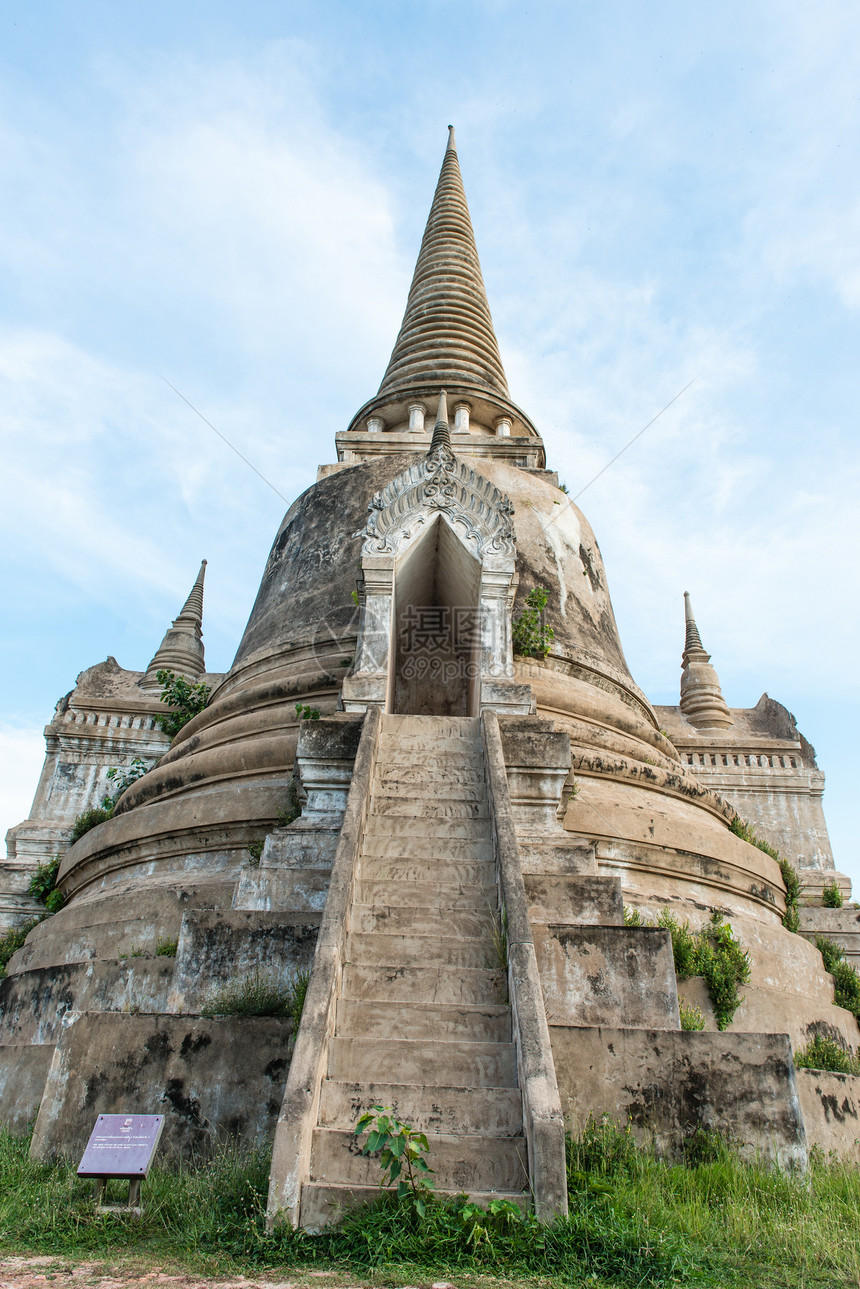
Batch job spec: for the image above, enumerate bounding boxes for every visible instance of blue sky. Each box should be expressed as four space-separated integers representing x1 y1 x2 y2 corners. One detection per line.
1 1 858 886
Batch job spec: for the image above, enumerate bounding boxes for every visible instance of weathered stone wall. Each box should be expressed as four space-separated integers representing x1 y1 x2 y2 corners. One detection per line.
796 1068 860 1162
551 1024 807 1167
30 1014 294 1163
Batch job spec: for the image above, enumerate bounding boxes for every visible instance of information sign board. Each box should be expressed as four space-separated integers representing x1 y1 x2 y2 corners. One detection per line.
77 1114 165 1179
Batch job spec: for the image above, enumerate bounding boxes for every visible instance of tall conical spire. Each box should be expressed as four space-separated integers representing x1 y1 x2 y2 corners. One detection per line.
140 560 207 689
377 126 509 400
679 592 733 729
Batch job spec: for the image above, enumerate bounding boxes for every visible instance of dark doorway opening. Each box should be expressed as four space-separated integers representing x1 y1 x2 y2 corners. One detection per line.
389 516 482 716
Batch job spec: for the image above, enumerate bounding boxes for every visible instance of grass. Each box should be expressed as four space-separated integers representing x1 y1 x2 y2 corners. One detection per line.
795 1033 860 1074
200 968 309 1022
1 1123 859 1287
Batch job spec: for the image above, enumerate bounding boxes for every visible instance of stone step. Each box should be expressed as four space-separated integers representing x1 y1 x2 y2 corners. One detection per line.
300 1182 528 1229
328 1037 517 1090
376 767 485 790
364 815 491 840
357 858 496 887
350 907 497 938
370 797 489 821
375 754 484 775
373 780 487 802
342 963 507 1006
382 715 479 737
354 879 491 910
360 833 494 863
350 904 495 938
318 1080 523 1136
347 931 497 970
335 998 511 1042
309 1127 528 1193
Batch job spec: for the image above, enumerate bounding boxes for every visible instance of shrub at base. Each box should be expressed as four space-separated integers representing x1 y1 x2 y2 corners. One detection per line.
795 1033 860 1075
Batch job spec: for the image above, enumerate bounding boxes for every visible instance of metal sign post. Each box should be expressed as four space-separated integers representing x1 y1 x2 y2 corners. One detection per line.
77 1114 165 1216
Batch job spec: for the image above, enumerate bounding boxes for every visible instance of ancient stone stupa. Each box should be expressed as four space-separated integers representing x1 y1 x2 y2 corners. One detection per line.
2 128 858 1226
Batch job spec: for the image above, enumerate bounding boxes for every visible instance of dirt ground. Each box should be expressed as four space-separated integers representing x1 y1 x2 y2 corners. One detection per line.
0 1260 462 1289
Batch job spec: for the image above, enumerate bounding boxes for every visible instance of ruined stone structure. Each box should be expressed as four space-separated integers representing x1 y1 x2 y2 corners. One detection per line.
2 128 859 1222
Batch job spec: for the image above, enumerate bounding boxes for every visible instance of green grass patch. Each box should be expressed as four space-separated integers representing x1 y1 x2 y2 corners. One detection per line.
815 936 860 1021
795 1033 860 1074
200 968 309 1022
2 1124 860 1287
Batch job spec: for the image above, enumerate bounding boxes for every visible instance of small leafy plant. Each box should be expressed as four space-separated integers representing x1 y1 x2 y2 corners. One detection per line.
795 1033 860 1075
679 1001 706 1031
155 668 211 739
354 1105 434 1214
511 587 554 659
630 907 751 1031
28 855 64 912
815 935 860 1020
103 757 154 810
276 776 302 827
156 937 178 957
822 880 844 908
730 817 801 932
69 805 113 843
247 840 264 865
0 917 43 979
295 703 320 721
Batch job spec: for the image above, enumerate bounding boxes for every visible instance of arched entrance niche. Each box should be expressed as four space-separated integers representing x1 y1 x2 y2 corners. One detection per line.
342 444 534 716
389 513 481 716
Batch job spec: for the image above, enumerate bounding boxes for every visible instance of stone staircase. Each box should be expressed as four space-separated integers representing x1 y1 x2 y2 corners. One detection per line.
300 714 529 1226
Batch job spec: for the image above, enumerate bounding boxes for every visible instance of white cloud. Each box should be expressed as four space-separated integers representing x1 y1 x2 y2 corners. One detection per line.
0 725 46 842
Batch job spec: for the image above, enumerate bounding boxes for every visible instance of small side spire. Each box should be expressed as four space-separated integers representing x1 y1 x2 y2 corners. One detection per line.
140 560 207 689
679 592 733 729
428 390 452 453
684 591 704 652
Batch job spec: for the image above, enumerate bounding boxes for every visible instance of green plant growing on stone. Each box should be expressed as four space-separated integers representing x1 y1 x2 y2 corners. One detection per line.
0 918 42 979
354 1104 435 1215
69 805 113 843
295 703 320 721
815 935 860 1020
730 816 801 932
276 776 302 827
623 905 646 926
558 482 569 494
657 908 751 1031
156 937 178 957
511 586 554 659
794 1033 860 1075
155 668 211 739
247 839 264 865
679 1001 706 1031
103 757 155 810
201 967 308 1020
822 880 844 908
28 854 63 912
288 967 310 1031
488 902 509 972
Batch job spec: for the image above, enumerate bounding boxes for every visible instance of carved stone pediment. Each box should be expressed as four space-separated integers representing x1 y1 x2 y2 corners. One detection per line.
358 444 516 559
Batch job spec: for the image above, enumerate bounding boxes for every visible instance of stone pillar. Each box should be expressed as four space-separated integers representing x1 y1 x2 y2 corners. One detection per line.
408 403 426 433
494 416 512 437
454 402 471 434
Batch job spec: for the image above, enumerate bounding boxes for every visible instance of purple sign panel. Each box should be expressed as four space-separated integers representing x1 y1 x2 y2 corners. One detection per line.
77 1114 165 1178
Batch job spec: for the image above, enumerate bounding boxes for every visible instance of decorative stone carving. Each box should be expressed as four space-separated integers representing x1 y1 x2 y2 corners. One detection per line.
359 441 516 560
